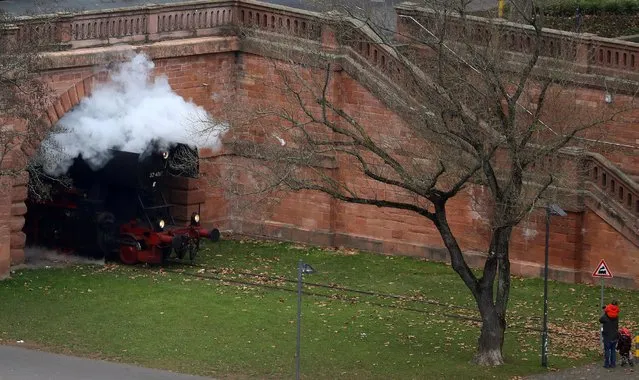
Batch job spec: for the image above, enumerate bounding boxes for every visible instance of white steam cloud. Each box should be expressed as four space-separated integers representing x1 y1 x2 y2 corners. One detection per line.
22 247 105 268
40 53 228 176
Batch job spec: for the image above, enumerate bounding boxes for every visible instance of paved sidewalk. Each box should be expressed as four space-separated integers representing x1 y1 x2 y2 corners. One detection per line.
0 345 214 380
526 362 637 379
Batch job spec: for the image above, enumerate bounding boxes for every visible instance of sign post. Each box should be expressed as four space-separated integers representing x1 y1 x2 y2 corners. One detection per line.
592 259 613 308
592 259 613 350
601 277 604 309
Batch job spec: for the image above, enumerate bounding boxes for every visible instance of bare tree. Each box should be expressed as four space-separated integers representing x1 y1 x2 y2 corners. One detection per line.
0 8 64 198
204 0 634 365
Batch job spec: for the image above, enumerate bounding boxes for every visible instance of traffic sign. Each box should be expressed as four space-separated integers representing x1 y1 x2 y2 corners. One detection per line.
592 259 613 278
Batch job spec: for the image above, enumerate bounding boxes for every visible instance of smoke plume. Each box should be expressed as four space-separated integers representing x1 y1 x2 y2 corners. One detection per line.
40 52 228 176
23 247 105 268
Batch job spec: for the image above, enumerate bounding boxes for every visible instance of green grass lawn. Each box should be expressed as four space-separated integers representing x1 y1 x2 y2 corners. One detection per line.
1 239 637 379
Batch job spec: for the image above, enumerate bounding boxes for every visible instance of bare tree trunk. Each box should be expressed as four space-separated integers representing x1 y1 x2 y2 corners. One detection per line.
433 201 511 364
474 225 512 365
475 301 506 365
435 199 513 365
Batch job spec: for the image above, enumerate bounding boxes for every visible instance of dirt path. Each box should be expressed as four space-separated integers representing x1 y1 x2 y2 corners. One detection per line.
525 362 637 379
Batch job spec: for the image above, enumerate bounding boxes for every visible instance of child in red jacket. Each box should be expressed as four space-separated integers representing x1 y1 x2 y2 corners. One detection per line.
618 327 634 367
605 301 620 319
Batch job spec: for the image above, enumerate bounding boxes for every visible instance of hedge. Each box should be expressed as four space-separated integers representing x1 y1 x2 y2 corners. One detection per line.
541 0 639 16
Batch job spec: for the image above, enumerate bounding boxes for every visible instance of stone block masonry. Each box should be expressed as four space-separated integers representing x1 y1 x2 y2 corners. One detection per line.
0 177 12 280
217 52 639 287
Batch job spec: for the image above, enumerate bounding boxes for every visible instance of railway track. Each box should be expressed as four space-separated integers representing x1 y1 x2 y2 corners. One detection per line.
156 263 561 335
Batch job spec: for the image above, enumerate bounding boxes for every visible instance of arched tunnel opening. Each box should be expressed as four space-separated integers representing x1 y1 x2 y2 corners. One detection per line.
21 142 220 266
17 52 228 267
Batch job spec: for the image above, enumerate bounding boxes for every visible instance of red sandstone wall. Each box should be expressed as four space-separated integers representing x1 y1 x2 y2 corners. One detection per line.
8 173 29 266
221 53 639 286
0 176 11 279
329 70 493 254
571 89 639 177
41 68 99 97
581 210 639 287
153 54 236 117
151 53 237 226
0 47 636 288
394 34 638 177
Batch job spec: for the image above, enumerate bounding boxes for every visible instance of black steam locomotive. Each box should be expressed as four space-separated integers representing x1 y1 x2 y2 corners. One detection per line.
23 142 220 264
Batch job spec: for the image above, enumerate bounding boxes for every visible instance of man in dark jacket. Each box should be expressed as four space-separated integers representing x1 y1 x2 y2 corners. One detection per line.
600 300 620 368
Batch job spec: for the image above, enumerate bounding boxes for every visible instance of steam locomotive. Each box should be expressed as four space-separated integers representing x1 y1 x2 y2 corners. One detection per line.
23 142 220 264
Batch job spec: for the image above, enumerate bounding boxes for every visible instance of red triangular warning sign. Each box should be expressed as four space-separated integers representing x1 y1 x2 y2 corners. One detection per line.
592 259 613 278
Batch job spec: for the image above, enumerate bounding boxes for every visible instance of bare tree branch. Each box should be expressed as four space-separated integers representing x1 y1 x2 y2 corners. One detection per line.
209 0 634 366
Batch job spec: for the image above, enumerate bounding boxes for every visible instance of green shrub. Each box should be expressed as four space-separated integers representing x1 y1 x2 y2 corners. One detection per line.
541 0 639 16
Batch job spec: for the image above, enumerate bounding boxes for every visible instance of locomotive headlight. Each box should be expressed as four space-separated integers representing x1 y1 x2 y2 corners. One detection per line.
158 219 165 229
191 212 200 226
162 151 169 160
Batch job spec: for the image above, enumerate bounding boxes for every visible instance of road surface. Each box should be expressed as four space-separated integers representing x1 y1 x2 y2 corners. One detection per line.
0 345 214 380
525 362 637 379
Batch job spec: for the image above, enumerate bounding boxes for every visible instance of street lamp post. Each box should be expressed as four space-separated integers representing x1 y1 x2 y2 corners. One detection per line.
296 260 315 380
541 204 567 368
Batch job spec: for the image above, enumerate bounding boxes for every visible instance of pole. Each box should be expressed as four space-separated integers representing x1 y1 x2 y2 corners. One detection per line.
296 260 302 380
600 277 605 350
498 0 505 18
541 208 550 368
600 278 604 310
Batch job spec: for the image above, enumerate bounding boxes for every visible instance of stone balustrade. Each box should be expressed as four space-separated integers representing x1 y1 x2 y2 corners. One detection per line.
584 152 639 219
395 4 639 77
11 1 239 48
8 0 325 48
590 37 639 72
10 0 639 79
235 1 322 41
335 20 425 101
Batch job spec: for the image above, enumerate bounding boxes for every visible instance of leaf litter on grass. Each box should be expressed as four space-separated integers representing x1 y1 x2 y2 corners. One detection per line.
9 239 639 379
193 239 618 364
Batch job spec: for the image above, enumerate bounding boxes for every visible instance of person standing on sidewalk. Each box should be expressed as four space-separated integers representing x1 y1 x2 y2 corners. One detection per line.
600 300 620 368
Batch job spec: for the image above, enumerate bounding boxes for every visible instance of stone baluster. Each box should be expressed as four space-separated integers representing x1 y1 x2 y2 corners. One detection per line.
0 23 18 44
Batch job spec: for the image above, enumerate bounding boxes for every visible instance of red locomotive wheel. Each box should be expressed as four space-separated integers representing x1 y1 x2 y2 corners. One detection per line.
120 245 138 265
119 234 140 265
